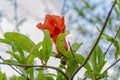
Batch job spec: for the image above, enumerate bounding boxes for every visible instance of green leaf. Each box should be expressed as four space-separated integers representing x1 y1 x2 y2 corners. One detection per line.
26 54 35 64
85 71 99 79
90 46 106 72
116 1 120 9
98 71 108 79
39 30 52 64
36 69 44 80
56 71 66 80
11 42 26 64
4 59 18 64
10 76 26 80
36 68 55 80
90 49 97 70
26 68 34 79
71 42 83 52
4 32 35 53
30 41 42 57
6 51 22 63
97 27 120 59
67 58 78 75
0 72 7 80
96 61 106 72
75 54 92 71
56 30 70 55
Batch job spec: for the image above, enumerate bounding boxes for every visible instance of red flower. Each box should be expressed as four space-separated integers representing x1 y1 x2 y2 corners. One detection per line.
37 14 68 54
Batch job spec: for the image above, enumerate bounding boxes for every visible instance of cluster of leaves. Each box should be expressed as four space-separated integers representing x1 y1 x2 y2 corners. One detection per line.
0 26 119 80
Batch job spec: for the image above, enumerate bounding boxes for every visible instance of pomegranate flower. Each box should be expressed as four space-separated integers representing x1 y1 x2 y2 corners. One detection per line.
37 14 68 54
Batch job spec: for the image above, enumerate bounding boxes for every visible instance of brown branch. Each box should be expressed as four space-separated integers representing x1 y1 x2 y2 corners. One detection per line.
0 62 69 80
69 0 117 80
105 26 120 55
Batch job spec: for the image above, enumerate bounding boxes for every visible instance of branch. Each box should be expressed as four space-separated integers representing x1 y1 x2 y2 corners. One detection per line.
69 0 117 80
96 58 120 80
105 26 120 55
0 56 29 79
104 58 120 73
0 62 69 80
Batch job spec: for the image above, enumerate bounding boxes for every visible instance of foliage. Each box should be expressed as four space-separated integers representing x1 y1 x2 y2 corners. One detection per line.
0 0 120 80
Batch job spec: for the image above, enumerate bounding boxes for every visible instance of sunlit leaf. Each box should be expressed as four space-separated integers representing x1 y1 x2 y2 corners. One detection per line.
56 30 70 55
39 30 52 64
0 72 7 80
4 32 35 53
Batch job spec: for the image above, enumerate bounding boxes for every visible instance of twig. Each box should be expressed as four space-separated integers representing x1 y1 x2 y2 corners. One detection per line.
0 62 69 80
69 0 117 80
0 56 29 79
103 58 120 73
68 41 79 65
105 26 120 55
96 58 120 80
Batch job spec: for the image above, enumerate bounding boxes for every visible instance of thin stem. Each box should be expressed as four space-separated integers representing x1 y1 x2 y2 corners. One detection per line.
0 62 69 80
68 41 79 65
105 26 120 55
0 56 29 79
69 0 117 80
104 58 120 73
96 58 120 80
